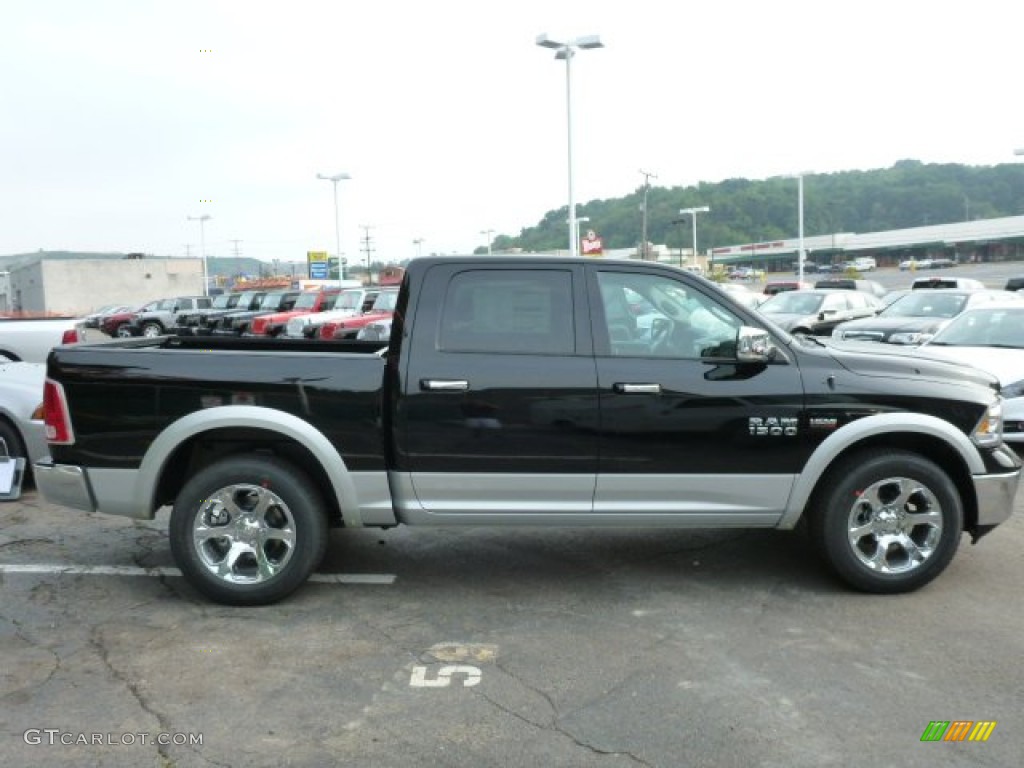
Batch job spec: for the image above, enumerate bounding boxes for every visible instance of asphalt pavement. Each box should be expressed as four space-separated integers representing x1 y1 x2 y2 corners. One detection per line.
1 484 1022 768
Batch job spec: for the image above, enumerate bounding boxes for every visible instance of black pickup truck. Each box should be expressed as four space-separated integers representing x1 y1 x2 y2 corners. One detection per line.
35 256 1021 604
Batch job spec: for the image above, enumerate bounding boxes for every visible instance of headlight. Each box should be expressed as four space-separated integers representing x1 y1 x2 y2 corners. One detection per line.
972 400 1003 447
1001 379 1024 399
888 331 928 345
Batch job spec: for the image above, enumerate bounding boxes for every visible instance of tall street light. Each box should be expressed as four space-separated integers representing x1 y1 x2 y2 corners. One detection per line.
413 238 424 259
639 169 658 260
187 214 211 295
480 229 494 255
678 206 710 270
316 171 351 284
783 172 813 284
536 32 604 259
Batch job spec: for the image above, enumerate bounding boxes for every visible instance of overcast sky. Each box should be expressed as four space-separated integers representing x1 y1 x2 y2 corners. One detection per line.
3 0 1023 265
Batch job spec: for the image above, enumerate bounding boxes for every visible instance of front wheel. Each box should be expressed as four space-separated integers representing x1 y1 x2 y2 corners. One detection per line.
141 322 163 338
170 454 328 605
809 450 962 593
114 323 133 338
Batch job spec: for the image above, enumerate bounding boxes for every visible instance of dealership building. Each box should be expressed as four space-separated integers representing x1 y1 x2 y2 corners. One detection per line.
704 215 1024 273
598 214 1024 274
0 254 204 315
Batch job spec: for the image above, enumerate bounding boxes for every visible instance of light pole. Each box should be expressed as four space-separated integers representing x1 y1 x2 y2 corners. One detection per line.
186 214 211 295
413 238 424 259
480 229 494 255
782 172 812 283
678 206 710 270
639 169 657 259
316 171 351 284
536 33 604 258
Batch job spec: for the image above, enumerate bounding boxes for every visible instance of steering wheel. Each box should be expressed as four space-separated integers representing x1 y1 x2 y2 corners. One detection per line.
650 317 673 354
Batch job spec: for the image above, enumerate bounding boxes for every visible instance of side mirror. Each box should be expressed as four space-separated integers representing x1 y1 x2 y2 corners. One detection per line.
736 326 777 363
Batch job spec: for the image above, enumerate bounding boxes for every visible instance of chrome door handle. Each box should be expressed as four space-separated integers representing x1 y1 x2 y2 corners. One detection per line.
613 383 662 394
420 379 469 392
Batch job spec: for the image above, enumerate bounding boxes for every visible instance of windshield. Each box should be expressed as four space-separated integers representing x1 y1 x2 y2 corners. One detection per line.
928 308 1024 348
333 290 364 310
372 290 399 312
760 292 824 315
237 292 261 307
881 292 966 318
294 292 320 310
261 292 288 309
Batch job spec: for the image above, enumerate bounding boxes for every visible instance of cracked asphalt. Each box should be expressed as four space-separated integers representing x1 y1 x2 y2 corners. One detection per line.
1 487 1022 767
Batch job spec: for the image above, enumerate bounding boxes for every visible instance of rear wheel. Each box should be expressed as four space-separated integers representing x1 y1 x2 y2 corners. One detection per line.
809 450 962 593
141 322 163 337
170 454 328 605
0 419 29 485
114 323 133 338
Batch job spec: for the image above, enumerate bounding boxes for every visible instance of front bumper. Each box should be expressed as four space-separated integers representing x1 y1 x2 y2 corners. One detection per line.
973 468 1020 528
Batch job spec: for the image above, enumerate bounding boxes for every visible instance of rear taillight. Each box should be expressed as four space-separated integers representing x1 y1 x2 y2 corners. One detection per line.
61 328 81 344
251 318 268 334
43 378 75 444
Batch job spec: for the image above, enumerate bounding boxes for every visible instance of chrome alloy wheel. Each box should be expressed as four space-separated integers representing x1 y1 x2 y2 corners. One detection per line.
192 484 297 584
846 477 943 575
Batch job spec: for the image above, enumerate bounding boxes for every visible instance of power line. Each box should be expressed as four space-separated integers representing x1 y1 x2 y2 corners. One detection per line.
639 169 658 259
359 225 375 275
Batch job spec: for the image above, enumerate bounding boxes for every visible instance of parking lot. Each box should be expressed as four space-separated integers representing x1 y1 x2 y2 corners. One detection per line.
2 482 1022 768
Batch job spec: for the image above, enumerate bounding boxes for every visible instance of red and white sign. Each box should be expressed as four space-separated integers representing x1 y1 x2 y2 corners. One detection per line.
581 230 603 256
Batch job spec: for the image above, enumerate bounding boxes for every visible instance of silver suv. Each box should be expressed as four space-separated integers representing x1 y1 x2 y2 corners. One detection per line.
128 296 212 337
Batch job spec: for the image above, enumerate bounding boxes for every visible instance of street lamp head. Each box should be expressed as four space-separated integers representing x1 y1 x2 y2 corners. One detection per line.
535 33 564 49
317 172 352 182
575 35 604 50
1015 148 1024 156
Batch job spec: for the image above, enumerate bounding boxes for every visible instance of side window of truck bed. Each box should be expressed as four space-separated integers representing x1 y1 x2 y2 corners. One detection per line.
438 270 575 355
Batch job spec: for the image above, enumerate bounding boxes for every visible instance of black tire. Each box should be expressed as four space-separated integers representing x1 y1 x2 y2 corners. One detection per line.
114 323 133 338
809 450 962 593
170 454 328 605
0 418 29 484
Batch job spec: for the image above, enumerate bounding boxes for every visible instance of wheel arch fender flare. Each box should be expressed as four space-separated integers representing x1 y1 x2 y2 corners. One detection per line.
137 405 363 526
779 412 983 528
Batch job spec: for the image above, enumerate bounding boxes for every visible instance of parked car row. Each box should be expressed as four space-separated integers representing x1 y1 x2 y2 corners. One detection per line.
899 257 958 270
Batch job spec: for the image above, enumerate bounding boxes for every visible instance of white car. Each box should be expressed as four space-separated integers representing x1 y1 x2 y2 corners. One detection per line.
0 361 47 488
915 304 1024 450
0 316 84 363
283 287 380 338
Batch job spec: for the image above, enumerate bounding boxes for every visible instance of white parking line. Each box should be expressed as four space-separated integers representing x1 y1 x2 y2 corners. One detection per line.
0 564 396 584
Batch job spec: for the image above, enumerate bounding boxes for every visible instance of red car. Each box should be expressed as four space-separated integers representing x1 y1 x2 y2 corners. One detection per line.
318 288 399 340
247 288 340 337
99 301 159 338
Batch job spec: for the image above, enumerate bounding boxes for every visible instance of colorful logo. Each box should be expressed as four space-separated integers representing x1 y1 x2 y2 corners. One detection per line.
920 721 997 742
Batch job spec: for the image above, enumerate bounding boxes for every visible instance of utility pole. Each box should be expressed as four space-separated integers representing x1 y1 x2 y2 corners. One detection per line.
229 239 242 258
359 225 375 281
639 169 657 260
